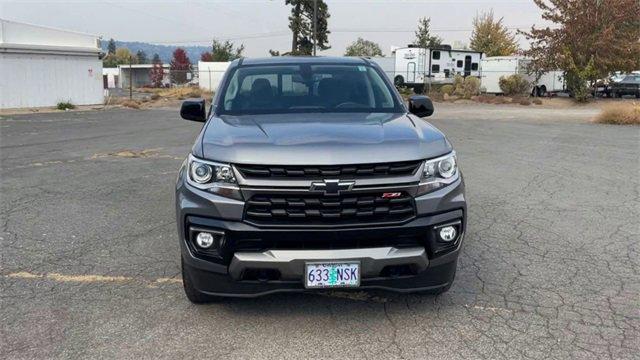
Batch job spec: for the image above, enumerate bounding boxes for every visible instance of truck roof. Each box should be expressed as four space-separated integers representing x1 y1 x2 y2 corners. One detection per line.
236 56 369 66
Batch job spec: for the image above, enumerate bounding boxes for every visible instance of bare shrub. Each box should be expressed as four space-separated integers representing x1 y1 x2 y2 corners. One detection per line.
499 74 531 96
594 102 640 125
440 84 455 96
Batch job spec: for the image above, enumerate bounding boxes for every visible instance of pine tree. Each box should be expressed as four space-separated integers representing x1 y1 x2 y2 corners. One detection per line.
286 0 330 55
152 53 161 63
136 50 148 64
107 38 116 55
170 48 191 85
414 17 442 49
469 11 518 56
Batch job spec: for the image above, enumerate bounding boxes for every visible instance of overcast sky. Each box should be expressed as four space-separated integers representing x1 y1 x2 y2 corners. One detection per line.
1 0 548 56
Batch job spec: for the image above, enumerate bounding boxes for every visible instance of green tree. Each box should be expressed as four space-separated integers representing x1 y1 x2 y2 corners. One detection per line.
521 0 640 101
345 38 383 57
136 50 148 64
152 53 161 63
210 39 244 61
115 48 137 65
414 17 442 49
103 47 137 68
107 38 116 55
286 0 330 55
469 10 518 56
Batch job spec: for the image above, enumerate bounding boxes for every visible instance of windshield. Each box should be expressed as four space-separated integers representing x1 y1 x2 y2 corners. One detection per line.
622 75 640 82
218 64 403 115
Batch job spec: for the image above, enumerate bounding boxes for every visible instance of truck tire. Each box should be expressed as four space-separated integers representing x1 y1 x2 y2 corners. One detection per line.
182 258 221 304
394 75 404 87
413 84 425 94
537 85 547 97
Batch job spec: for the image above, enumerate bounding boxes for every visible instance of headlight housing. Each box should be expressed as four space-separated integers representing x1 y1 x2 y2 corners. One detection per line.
185 154 241 200
417 151 459 195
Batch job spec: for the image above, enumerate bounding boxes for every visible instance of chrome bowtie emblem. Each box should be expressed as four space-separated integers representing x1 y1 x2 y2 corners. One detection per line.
310 179 355 195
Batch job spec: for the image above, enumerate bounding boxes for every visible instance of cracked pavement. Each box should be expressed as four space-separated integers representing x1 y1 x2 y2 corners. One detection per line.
1 104 638 359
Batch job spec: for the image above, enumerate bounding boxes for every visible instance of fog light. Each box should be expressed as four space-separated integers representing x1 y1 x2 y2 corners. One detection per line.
196 232 215 248
439 226 457 242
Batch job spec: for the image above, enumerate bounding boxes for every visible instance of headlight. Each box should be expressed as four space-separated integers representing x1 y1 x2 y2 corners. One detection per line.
187 154 236 186
186 154 241 200
418 151 459 195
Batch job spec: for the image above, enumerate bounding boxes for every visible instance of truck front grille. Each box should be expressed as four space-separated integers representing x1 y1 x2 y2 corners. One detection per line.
235 161 421 179
244 191 416 226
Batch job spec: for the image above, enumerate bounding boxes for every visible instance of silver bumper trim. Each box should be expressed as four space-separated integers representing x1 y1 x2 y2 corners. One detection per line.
228 247 428 280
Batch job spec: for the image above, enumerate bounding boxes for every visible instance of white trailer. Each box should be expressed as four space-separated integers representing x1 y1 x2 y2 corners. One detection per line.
366 57 395 81
393 46 483 91
480 56 566 96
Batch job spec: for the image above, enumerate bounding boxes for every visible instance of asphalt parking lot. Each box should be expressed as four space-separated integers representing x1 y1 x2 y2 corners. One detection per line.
1 103 638 359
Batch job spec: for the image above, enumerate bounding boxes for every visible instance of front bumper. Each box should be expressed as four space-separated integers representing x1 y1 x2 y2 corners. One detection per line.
176 167 466 297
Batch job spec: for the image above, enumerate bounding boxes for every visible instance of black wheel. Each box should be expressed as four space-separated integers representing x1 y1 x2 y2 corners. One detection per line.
537 85 547 97
394 75 404 87
182 258 220 304
531 86 539 97
413 84 425 94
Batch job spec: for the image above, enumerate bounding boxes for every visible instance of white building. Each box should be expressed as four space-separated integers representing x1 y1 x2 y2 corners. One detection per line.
102 67 119 88
116 64 171 88
0 19 103 109
198 61 230 92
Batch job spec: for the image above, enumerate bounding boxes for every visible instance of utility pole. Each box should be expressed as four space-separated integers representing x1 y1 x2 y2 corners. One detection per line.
313 0 317 56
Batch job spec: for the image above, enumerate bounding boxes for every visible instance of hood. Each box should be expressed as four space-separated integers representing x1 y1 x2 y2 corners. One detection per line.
199 112 451 165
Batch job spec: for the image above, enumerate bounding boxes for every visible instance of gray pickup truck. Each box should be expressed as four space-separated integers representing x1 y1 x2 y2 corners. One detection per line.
176 56 466 302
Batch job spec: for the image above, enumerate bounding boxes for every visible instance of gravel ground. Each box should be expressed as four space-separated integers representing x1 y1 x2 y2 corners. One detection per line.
1 104 638 359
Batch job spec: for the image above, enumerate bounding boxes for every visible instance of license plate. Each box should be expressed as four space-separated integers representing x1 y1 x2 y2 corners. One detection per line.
305 262 360 289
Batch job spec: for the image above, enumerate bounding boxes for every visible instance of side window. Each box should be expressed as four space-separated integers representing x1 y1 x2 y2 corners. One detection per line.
457 60 463 68
240 74 277 93
431 64 440 73
281 74 308 95
432 51 441 60
471 63 479 71
224 73 239 110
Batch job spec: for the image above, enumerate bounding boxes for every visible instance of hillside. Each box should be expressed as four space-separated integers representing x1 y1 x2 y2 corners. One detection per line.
101 40 209 64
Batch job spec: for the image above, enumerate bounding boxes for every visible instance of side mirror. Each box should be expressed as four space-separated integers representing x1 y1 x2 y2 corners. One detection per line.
180 98 207 122
408 95 434 117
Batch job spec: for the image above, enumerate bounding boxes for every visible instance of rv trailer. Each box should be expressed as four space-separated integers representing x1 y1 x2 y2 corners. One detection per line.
393 46 483 92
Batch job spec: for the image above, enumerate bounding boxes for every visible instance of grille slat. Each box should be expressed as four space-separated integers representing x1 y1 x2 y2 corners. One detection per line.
245 192 415 226
236 161 421 179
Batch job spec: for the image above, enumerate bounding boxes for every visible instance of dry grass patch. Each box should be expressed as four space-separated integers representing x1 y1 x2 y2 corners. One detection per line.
120 100 141 109
594 102 640 125
139 87 212 100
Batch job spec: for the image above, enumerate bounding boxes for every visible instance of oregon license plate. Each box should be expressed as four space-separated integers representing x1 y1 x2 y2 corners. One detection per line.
305 262 360 289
